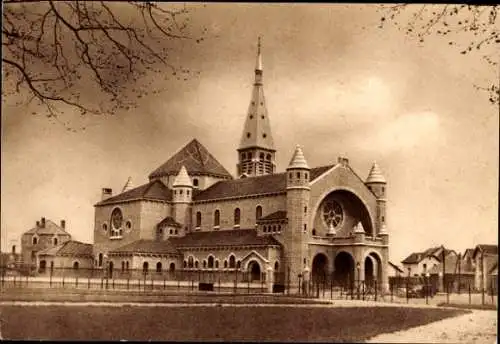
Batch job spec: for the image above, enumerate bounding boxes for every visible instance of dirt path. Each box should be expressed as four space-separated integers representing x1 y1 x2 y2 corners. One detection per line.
365 309 497 343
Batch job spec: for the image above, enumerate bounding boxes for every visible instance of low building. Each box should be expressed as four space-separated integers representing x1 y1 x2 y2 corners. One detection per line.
36 240 94 277
472 244 498 292
401 246 455 277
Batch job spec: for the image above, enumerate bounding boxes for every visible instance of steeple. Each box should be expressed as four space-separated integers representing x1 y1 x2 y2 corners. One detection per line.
237 37 276 177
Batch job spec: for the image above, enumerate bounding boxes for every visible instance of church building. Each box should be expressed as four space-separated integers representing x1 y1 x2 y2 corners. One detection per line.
93 38 389 291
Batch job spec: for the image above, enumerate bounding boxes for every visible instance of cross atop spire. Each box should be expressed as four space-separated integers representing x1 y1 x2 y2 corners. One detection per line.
256 36 262 71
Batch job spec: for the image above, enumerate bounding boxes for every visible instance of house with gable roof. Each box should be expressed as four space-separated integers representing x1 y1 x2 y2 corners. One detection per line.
92 38 390 290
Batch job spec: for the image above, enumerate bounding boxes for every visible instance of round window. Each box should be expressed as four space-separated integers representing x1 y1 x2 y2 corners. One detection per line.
323 200 343 228
111 208 123 229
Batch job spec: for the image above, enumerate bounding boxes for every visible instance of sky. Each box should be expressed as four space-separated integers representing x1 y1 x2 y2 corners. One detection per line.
1 4 498 264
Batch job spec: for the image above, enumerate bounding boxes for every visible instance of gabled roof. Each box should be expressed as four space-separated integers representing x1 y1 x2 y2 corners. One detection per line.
401 252 423 264
38 240 93 258
157 216 182 228
169 229 281 249
490 262 498 275
95 180 172 206
388 262 404 273
24 219 71 236
194 165 333 202
148 139 232 179
472 244 498 258
258 211 287 222
402 246 456 265
109 239 180 256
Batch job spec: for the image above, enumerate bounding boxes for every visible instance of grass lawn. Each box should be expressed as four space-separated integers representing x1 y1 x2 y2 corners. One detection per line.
0 305 468 341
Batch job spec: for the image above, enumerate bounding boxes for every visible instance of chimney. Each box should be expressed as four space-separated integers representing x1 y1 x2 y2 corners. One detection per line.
337 156 349 166
101 188 113 201
36 221 40 227
60 220 66 229
41 217 46 228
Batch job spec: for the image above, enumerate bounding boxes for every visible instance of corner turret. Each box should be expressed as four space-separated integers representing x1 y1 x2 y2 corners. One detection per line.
365 161 387 238
172 165 193 234
286 145 311 190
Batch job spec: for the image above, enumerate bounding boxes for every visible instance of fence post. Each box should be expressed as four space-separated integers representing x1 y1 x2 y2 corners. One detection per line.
101 278 103 289
482 284 485 305
406 279 409 304
247 274 250 294
390 284 393 303
62 273 65 288
76 275 78 288
112 278 115 290
468 284 471 305
446 282 449 304
375 280 378 302
49 270 52 287
88 274 90 289
287 267 291 295
127 277 129 290
219 275 221 293
491 281 494 304
330 274 333 299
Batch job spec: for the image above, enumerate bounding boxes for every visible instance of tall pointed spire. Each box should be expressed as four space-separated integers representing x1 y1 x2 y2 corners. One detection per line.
237 37 276 177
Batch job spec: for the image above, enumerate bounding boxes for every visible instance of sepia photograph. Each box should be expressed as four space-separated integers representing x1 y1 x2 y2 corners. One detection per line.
1 2 498 342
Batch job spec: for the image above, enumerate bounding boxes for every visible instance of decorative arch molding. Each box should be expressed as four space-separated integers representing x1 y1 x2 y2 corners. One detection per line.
240 250 269 270
309 186 376 236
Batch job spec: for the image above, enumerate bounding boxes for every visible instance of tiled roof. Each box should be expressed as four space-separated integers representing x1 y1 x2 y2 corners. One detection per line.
95 180 172 206
24 219 71 236
149 139 233 179
401 253 422 264
110 239 180 256
169 229 281 249
259 211 287 222
38 240 93 258
194 165 334 201
473 244 498 258
157 216 182 228
388 262 404 273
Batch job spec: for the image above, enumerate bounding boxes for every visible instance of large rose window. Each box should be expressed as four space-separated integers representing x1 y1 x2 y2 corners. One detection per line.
323 200 343 228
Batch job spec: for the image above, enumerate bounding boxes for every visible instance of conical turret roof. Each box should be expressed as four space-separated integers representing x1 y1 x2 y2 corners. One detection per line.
366 161 386 183
287 145 310 170
122 177 134 193
173 165 192 187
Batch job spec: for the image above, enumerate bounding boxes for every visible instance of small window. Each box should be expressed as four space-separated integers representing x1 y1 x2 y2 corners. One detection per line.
278 225 281 232
229 255 236 269
196 212 202 228
296 172 301 179
32 237 38 245
381 216 385 223
195 261 199 269
169 262 175 271
256 206 262 221
382 187 385 193
250 115 254 119
156 262 162 273
121 261 125 272
143 262 149 274
183 261 187 268
175 229 178 235
312 229 316 236
126 261 129 271
248 152 253 159
53 238 58 246
289 173 292 179
180 190 183 195
169 229 173 235
263 226 267 233
224 260 228 268
126 221 132 229
193 178 199 187
274 261 279 271
236 261 241 269
266 154 271 161
73 261 79 270
208 256 214 268
188 256 194 268
262 133 267 138
259 153 265 160
203 260 207 268
214 210 220 227
187 190 190 196
98 253 103 267
304 206 307 213
247 132 251 138
305 173 308 179
303 224 307 232
234 208 241 226
102 223 108 231
241 153 246 160
272 225 276 232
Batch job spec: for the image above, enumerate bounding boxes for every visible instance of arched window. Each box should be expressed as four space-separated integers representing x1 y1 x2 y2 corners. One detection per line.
73 261 79 270
169 262 176 271
121 261 125 272
208 256 214 268
193 178 199 187
278 225 281 232
274 261 279 271
224 260 228 268
143 262 149 274
214 210 220 227
259 152 265 160
236 260 241 269
32 237 38 245
126 261 129 271
234 208 241 227
188 256 194 268
266 154 271 161
98 253 103 267
183 261 187 268
156 262 162 273
196 212 202 228
312 228 317 236
229 255 236 269
296 172 301 179
256 206 262 222
195 261 199 269
203 260 207 268
272 225 276 232
215 260 219 269
53 237 58 246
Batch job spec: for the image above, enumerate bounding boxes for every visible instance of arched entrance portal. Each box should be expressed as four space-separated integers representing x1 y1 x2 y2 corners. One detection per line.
312 253 328 284
248 260 261 281
334 251 355 287
365 252 382 289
